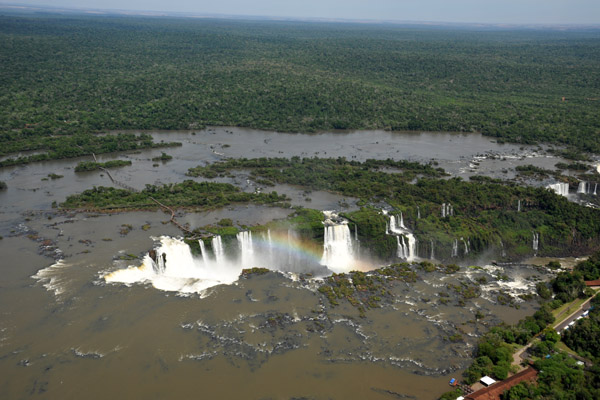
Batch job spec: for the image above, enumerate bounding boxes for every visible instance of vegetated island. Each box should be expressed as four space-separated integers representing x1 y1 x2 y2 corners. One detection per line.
63 157 600 262
1 15 599 167
74 160 132 172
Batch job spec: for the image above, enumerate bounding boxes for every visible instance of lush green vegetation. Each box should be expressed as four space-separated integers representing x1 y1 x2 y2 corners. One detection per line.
188 157 600 260
60 180 288 210
502 353 599 399
74 159 132 172
562 295 600 361
0 132 179 167
1 15 599 165
440 255 600 400
152 152 173 162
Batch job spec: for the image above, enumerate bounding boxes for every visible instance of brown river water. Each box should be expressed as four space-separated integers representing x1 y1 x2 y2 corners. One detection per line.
0 128 578 399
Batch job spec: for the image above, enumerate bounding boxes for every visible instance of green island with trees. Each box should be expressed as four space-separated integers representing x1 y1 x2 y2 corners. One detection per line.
1 15 600 166
187 157 600 261
74 159 132 172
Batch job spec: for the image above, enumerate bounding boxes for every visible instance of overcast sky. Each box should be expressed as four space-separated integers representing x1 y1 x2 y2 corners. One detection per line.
5 1 600 24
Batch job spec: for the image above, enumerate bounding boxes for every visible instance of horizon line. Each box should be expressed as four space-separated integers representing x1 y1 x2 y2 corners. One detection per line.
1 2 600 29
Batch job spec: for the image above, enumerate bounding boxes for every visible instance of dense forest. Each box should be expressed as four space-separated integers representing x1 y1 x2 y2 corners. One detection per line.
1 15 600 165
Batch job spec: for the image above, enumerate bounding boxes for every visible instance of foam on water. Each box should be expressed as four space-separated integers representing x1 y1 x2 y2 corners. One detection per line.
105 236 240 294
32 260 70 297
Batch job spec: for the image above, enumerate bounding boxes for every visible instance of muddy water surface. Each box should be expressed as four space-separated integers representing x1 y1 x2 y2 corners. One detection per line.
0 128 565 399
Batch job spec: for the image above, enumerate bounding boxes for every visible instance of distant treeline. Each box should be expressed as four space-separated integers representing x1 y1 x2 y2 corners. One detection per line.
1 15 599 165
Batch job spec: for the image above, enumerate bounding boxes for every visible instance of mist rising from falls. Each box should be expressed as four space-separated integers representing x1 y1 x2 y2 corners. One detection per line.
105 236 241 294
212 236 225 265
237 231 254 268
105 210 369 294
198 240 209 265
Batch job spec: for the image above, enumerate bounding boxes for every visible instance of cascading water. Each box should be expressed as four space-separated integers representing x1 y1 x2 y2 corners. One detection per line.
237 231 254 268
517 199 521 212
532 232 539 254
212 236 225 265
547 182 569 197
452 239 458 257
388 213 417 262
399 212 406 229
105 212 370 295
417 206 421 219
577 181 597 195
461 238 469 256
198 240 209 266
105 236 240 294
321 211 355 274
441 203 453 218
430 240 434 260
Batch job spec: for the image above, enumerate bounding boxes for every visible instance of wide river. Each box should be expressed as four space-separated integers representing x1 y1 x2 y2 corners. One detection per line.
0 128 582 399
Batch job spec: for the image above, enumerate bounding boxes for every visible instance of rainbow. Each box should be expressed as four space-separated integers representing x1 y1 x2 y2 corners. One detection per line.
251 229 324 265
250 229 375 272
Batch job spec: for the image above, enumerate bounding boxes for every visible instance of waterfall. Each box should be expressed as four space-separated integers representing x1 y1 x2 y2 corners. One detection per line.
155 251 166 273
441 203 453 217
452 239 458 257
396 236 406 258
500 240 506 257
388 214 417 262
237 231 254 268
461 238 469 256
399 212 406 229
354 225 359 241
321 224 354 274
517 199 521 212
417 206 421 219
547 182 569 197
212 236 225 265
406 234 416 262
430 240 434 260
198 240 209 265
577 181 598 195
533 232 539 253
105 236 241 294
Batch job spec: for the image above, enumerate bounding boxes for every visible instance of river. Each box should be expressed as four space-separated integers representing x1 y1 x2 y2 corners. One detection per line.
0 128 580 399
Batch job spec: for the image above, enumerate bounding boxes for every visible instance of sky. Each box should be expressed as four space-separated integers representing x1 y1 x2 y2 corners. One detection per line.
4 0 600 25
